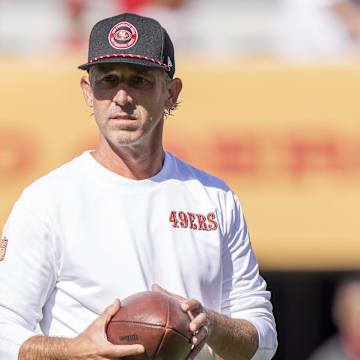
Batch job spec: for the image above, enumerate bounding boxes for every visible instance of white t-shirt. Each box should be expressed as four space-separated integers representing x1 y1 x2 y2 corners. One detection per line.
0 151 277 359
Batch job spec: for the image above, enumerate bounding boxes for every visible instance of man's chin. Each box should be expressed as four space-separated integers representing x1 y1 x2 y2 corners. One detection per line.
112 134 143 147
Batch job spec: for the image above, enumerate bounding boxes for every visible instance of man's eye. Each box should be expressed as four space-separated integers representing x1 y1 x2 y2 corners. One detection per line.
102 75 118 84
132 76 151 86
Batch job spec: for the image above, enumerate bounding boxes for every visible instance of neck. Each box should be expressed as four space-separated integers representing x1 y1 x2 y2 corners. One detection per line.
92 137 165 180
340 333 360 359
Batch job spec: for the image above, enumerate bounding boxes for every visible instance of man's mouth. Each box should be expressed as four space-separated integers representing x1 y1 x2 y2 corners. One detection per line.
110 114 137 120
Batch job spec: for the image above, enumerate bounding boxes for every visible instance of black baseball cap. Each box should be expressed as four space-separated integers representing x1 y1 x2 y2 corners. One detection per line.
78 13 175 78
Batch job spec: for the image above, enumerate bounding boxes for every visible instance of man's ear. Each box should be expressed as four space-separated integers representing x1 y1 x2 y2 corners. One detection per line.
80 75 94 108
166 78 182 110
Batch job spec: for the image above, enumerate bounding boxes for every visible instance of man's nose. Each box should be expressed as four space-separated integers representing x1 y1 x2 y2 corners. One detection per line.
113 87 132 106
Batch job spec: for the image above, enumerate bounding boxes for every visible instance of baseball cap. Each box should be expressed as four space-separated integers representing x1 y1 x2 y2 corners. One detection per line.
78 13 175 78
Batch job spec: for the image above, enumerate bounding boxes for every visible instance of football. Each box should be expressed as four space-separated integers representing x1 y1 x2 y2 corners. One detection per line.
106 291 193 359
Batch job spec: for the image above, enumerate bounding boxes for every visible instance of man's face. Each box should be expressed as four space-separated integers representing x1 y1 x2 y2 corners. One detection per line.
81 63 173 148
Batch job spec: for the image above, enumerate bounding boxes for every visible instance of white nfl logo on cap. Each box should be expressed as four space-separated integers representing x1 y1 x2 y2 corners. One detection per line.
167 56 173 68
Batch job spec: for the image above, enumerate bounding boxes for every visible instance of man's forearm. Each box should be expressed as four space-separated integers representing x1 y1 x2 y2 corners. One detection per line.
206 310 258 360
18 301 145 360
18 312 259 360
18 335 73 360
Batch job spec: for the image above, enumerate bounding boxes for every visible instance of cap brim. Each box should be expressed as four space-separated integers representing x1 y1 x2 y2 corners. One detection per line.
78 56 168 73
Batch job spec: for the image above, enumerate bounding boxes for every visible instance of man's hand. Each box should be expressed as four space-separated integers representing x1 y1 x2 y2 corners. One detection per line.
19 299 145 360
151 284 209 360
69 298 145 359
151 284 260 360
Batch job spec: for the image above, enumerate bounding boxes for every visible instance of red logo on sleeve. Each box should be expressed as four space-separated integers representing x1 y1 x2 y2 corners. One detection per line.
169 211 218 231
0 237 8 261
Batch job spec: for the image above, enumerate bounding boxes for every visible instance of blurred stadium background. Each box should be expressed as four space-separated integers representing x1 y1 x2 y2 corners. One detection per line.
1 0 360 358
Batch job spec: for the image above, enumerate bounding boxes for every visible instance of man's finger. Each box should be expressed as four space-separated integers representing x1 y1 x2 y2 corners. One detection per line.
101 299 121 326
191 324 209 345
106 344 145 357
182 299 202 314
186 334 207 360
151 284 185 302
107 299 121 317
189 312 207 332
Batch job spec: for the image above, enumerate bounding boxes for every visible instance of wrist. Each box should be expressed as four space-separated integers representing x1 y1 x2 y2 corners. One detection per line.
63 337 77 359
65 334 93 360
205 308 216 340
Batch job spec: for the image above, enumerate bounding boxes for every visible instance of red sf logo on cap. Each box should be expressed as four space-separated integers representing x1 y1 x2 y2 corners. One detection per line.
115 30 131 42
109 21 138 49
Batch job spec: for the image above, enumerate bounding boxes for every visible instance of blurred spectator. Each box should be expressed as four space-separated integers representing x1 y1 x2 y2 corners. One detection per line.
63 0 88 48
121 0 151 12
330 0 360 41
275 0 360 62
123 0 190 51
308 276 360 360
62 0 188 51
0 0 278 58
121 0 184 11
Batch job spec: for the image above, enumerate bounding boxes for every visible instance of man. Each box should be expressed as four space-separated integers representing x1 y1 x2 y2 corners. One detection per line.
0 13 277 360
308 277 360 360
276 0 360 61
